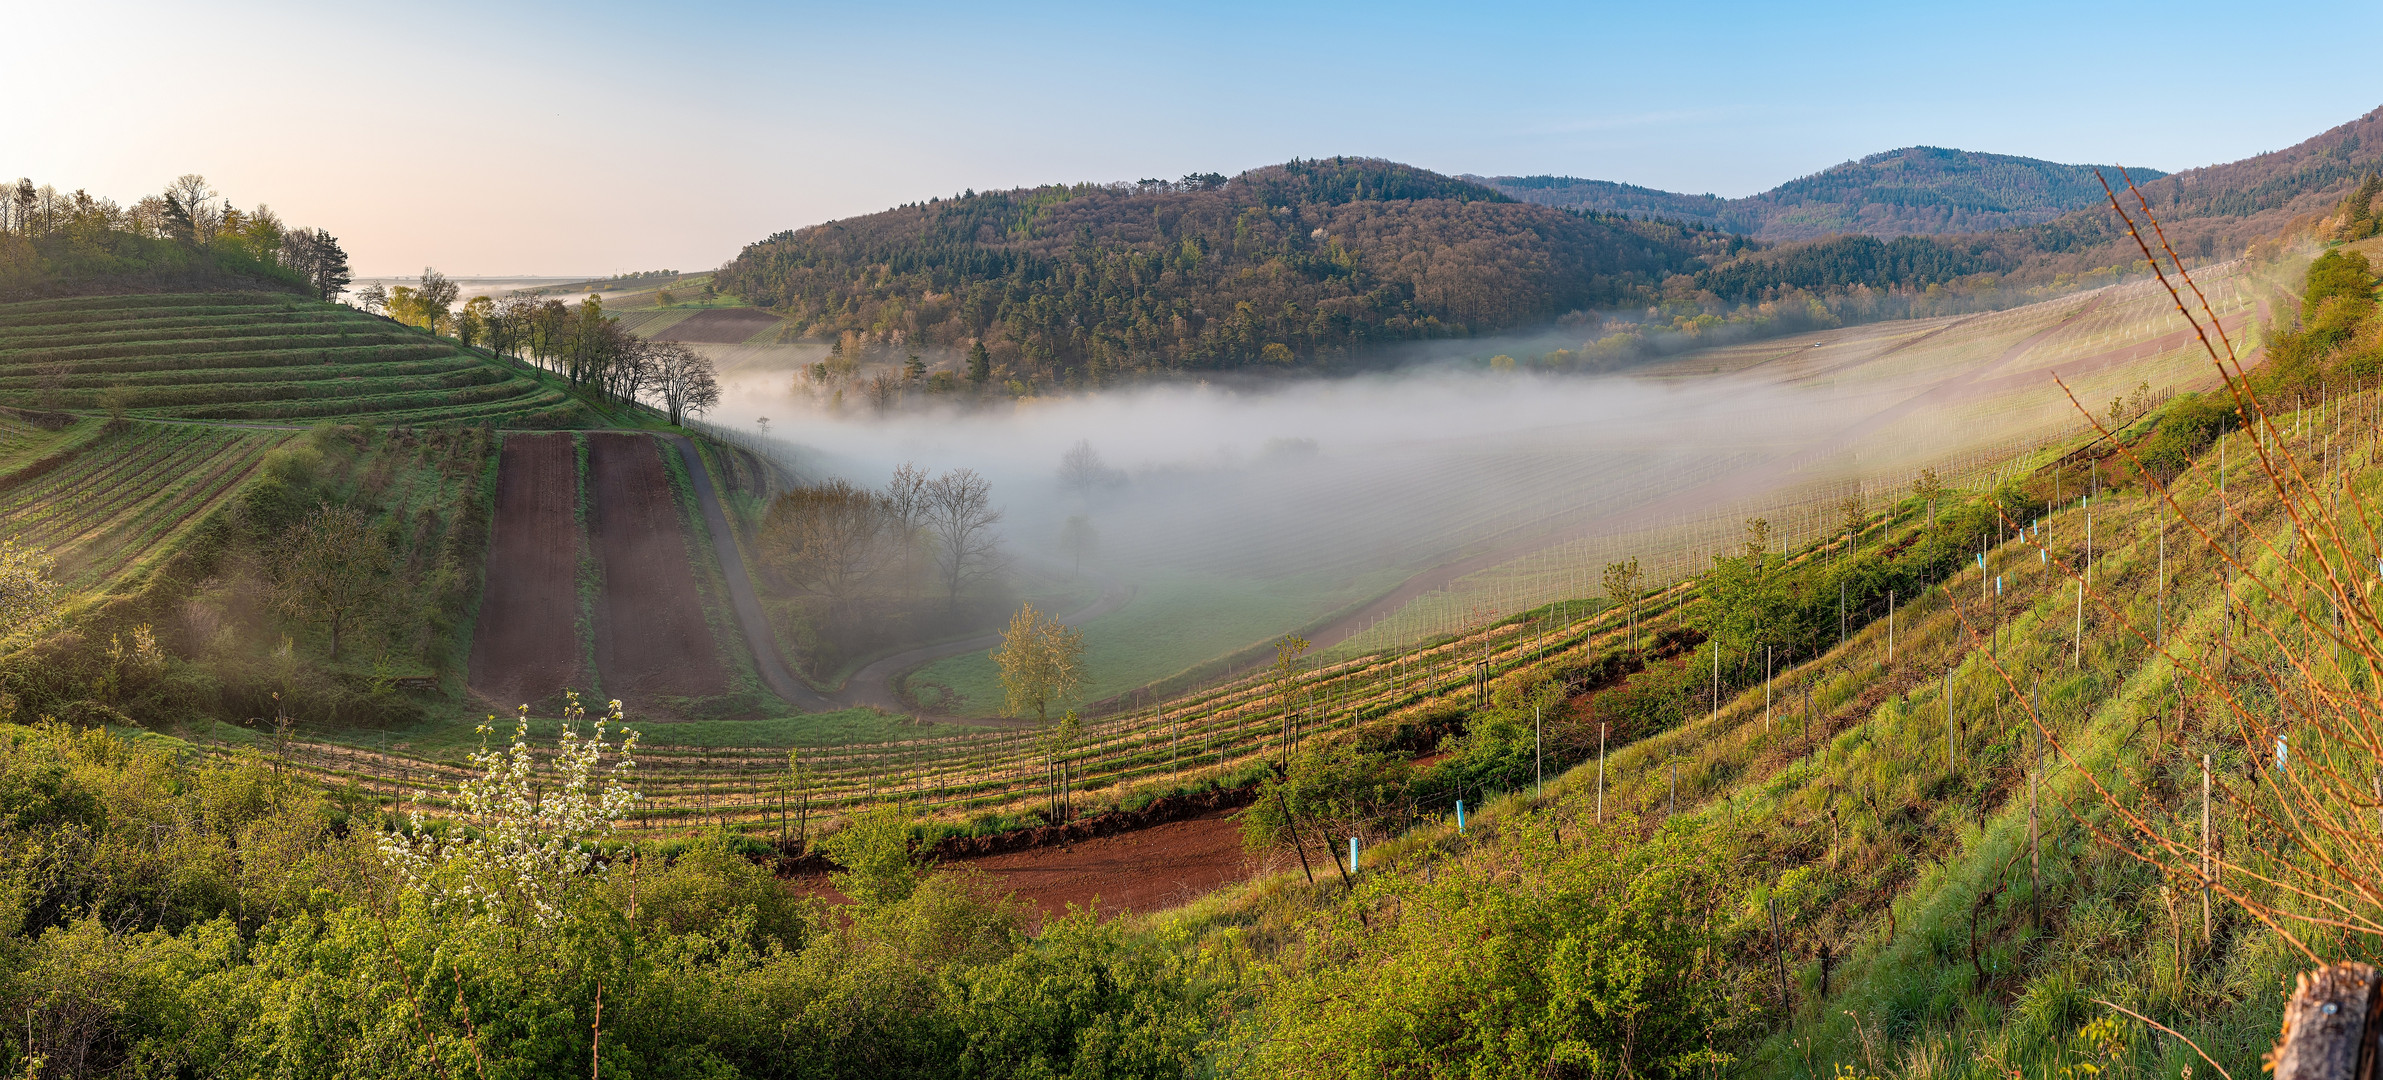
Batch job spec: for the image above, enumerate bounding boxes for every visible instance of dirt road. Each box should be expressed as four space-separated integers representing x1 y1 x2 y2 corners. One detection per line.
667 434 830 710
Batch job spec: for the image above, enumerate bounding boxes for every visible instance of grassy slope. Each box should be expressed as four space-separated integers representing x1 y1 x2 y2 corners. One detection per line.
0 292 593 425
1136 385 2336 1078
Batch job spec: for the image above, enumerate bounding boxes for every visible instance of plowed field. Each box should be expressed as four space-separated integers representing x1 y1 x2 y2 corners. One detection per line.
468 433 585 705
588 433 725 702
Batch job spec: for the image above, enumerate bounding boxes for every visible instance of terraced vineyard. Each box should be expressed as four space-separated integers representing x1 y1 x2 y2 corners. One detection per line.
0 291 582 425
0 421 295 586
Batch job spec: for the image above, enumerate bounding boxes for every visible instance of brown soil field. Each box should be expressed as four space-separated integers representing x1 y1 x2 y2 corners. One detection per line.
588 433 727 703
960 809 1261 920
468 433 586 707
790 810 1262 922
649 308 785 344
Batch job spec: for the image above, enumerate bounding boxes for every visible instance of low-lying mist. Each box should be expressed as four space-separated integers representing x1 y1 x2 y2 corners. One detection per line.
709 353 1960 590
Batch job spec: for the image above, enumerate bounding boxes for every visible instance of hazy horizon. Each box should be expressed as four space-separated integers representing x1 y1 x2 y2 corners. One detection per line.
8 1 2380 277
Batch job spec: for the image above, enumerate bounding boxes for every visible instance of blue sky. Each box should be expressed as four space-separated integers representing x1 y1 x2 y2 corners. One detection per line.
8 0 2378 275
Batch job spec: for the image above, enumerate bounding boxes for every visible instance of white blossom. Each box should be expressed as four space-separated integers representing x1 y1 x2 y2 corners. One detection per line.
379 691 641 926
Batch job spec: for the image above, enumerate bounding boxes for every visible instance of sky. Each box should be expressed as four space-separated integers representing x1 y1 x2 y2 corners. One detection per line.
8 0 2379 277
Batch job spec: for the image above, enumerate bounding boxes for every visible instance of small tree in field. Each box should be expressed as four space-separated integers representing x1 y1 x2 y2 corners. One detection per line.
1272 635 1309 769
1602 557 1642 651
1837 494 1865 554
1912 467 1945 526
274 504 388 660
994 603 1087 820
992 602 1085 727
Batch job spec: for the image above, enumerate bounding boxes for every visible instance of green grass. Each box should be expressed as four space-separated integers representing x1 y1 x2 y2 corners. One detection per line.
908 566 1406 716
0 292 595 426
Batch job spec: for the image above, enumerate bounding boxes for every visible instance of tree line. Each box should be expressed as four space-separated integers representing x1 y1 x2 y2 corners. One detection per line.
0 172 350 300
714 157 1735 388
359 274 722 425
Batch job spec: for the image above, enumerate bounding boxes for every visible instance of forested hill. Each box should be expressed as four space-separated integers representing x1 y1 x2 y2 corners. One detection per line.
1476 147 2168 241
2012 106 2383 271
713 158 1742 381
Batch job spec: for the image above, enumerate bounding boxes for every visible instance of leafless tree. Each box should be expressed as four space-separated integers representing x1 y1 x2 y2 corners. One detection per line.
652 343 721 425
1057 439 1114 505
882 463 931 538
763 481 891 616
165 174 219 242
925 468 1003 609
610 337 659 408
867 371 900 415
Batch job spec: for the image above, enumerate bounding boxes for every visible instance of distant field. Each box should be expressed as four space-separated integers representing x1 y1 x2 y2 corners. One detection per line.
909 566 1408 717
0 292 581 425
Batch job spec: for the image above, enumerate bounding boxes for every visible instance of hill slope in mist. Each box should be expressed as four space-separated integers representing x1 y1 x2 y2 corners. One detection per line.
713 158 1742 383
1476 147 2168 240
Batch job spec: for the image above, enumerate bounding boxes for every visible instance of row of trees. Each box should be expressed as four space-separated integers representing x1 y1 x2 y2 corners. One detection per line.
361 273 721 424
3 173 351 299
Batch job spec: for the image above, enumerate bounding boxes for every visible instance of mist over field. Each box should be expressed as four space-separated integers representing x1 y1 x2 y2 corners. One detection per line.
711 354 1948 588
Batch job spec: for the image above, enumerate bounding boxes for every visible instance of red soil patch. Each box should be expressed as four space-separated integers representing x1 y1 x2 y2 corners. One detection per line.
587 433 726 703
650 308 785 344
788 809 1263 921
964 809 1259 920
468 433 586 706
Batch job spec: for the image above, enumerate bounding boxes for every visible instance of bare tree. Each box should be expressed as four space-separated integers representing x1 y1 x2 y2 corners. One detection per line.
925 468 1003 609
867 371 900 415
1057 439 1117 505
762 481 891 616
355 283 387 315
610 337 659 407
1059 514 1097 576
652 343 721 425
882 463 931 538
165 174 218 243
274 504 389 660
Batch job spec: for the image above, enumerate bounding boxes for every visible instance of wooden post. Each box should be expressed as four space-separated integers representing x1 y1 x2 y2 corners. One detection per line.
1534 705 1543 796
2271 962 2381 1080
1769 895 1791 1013
1765 647 1773 731
1887 590 1895 664
2030 680 2041 926
2202 753 2212 942
1597 724 1606 824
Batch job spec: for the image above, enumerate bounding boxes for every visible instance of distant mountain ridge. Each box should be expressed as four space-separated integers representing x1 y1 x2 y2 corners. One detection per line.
1472 147 2169 240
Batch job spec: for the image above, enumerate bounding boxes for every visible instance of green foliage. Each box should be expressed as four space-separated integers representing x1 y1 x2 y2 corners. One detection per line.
1243 739 1411 854
823 803 925 913
2301 248 2376 319
1236 815 1743 1079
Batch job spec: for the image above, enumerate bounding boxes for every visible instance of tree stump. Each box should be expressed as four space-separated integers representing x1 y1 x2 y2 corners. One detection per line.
2271 962 2382 1080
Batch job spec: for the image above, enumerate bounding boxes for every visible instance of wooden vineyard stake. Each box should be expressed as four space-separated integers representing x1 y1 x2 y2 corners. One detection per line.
2202 753 2212 942
1596 724 1606 824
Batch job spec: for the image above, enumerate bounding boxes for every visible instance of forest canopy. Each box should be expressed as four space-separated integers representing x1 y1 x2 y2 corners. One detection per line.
714 158 1742 383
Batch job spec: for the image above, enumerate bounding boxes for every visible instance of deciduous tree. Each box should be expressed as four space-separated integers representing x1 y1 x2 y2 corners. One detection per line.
272 504 389 660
